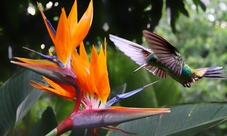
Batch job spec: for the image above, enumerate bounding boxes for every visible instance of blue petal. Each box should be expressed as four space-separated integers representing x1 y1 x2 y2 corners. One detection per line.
23 47 65 68
105 81 158 107
45 18 56 35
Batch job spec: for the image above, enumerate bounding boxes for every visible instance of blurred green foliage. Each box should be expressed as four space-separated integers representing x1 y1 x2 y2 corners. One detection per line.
155 1 227 135
155 0 227 103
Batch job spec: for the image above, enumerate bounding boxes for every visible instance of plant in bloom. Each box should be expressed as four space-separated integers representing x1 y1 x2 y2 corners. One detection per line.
11 0 170 135
36 40 169 135
11 0 93 111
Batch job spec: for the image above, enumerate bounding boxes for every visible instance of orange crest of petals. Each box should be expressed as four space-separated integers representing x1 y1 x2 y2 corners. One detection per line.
72 39 110 102
30 76 76 101
37 0 93 66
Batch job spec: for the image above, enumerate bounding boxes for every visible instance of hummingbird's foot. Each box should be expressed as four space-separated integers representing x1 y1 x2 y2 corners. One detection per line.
183 83 191 88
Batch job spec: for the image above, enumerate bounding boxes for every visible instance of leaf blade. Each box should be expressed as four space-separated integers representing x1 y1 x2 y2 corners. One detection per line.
108 103 227 136
0 70 42 135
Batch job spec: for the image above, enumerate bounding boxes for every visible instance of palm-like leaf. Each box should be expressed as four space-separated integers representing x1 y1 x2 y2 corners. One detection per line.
0 70 42 135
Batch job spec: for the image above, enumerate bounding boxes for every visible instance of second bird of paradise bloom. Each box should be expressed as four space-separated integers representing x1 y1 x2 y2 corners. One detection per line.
11 0 170 135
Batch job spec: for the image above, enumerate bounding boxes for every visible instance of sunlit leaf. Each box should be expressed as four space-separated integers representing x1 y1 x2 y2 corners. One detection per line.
108 103 227 136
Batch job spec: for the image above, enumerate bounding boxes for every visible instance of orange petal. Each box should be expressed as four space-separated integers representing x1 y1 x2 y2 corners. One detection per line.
43 76 76 97
29 80 75 101
79 42 89 67
71 50 91 95
37 3 56 44
90 45 100 96
71 41 110 102
71 0 93 49
12 57 58 66
96 45 110 102
68 0 78 31
55 9 71 65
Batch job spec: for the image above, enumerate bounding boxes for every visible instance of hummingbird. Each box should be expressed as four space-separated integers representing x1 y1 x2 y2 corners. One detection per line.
109 30 226 87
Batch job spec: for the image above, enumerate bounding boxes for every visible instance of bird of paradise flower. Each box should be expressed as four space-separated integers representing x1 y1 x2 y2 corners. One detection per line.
11 0 170 135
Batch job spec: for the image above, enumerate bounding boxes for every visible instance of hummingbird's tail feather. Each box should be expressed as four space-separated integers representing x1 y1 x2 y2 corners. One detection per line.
195 66 227 79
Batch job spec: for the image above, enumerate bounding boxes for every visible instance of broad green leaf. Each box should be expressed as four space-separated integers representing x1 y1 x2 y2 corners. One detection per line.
108 103 227 136
16 87 43 123
153 78 182 106
30 106 57 136
0 70 42 135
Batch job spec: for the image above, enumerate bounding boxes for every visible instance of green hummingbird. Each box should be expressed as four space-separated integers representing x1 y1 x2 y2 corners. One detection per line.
109 30 226 87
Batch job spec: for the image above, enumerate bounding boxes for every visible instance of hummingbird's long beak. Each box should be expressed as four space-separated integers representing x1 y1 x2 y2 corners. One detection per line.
133 63 147 73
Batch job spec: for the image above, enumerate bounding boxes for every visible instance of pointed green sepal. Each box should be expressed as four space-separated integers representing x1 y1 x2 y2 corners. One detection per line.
45 128 57 136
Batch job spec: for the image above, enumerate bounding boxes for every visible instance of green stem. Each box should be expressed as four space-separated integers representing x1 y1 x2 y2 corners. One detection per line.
45 128 57 136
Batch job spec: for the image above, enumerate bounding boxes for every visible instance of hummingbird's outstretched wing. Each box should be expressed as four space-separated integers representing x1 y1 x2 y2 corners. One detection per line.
143 30 184 76
109 34 168 79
